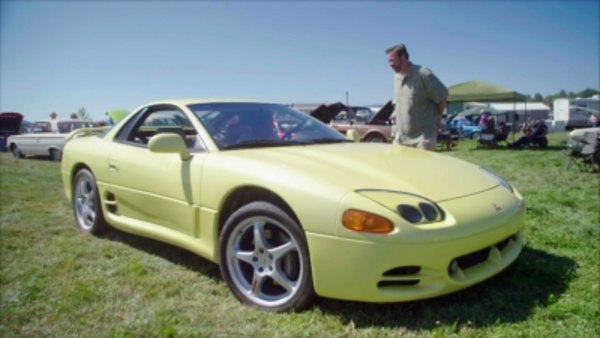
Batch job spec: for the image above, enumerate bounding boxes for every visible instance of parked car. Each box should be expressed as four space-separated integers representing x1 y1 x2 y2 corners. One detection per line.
448 118 482 139
0 112 25 151
568 127 600 142
7 119 98 161
61 98 525 312
311 101 395 142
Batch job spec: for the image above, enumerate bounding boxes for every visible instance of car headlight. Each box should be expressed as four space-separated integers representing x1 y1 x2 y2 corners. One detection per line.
394 194 445 224
479 168 514 193
355 190 445 225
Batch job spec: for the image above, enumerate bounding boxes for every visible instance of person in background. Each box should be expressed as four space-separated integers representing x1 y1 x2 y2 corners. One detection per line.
49 112 58 131
589 113 599 127
496 121 510 143
437 115 456 151
508 120 548 149
386 43 448 151
479 111 490 130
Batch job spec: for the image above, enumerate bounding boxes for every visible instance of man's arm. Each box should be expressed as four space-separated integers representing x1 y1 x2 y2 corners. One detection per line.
436 97 447 116
436 97 447 128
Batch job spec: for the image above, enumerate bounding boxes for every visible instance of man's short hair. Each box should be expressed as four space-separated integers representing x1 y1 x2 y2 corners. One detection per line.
386 43 409 59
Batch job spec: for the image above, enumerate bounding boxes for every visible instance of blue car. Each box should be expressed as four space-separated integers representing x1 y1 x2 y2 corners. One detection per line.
448 118 481 139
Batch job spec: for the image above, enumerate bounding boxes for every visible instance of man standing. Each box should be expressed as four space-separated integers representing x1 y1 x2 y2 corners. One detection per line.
386 43 448 150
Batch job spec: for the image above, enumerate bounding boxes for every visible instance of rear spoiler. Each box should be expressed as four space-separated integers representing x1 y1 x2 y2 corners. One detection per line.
64 127 110 143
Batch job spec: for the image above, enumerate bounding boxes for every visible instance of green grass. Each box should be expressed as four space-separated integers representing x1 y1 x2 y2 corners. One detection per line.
1 132 598 337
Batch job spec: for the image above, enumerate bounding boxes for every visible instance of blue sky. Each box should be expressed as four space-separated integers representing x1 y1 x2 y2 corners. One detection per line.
1 1 598 122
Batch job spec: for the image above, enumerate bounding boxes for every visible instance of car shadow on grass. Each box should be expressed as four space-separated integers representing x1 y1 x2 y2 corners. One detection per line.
469 144 566 152
99 227 222 281
315 246 577 329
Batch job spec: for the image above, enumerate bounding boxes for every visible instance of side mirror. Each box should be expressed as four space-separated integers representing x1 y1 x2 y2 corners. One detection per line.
345 129 360 142
148 133 191 160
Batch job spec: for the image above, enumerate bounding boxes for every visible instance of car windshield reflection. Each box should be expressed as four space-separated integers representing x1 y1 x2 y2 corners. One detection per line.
188 102 347 150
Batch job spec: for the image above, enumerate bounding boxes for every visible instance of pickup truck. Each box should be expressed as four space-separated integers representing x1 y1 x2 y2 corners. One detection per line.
7 119 97 161
310 101 395 143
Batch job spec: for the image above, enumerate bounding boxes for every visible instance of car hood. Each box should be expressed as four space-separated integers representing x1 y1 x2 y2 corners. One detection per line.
368 100 394 124
0 113 24 134
220 143 499 202
309 102 348 124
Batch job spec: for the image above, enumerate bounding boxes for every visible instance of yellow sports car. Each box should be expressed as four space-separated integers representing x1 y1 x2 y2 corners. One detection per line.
61 99 525 311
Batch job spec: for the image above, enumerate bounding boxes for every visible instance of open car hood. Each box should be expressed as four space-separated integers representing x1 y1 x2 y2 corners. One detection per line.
309 102 348 124
368 100 394 124
0 112 24 134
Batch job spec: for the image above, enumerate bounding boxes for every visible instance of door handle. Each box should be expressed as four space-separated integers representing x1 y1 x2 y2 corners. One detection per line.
108 161 119 172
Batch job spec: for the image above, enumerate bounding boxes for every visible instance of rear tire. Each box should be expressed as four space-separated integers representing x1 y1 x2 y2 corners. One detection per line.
50 149 62 162
365 133 386 143
72 169 108 235
219 201 315 312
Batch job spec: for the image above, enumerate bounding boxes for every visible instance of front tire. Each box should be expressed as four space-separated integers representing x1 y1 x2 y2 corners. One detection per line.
219 201 315 311
11 145 23 159
72 169 108 235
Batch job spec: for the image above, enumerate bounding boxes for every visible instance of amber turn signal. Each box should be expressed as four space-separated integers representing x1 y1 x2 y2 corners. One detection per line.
342 209 394 233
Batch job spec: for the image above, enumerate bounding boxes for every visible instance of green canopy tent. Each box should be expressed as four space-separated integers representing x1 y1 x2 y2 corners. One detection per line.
447 80 527 103
447 80 528 140
106 109 130 125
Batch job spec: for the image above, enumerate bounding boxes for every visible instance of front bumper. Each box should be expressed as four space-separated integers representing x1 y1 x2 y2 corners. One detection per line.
306 187 525 302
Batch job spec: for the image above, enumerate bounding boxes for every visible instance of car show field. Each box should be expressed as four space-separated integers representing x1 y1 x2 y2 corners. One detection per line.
0 131 597 337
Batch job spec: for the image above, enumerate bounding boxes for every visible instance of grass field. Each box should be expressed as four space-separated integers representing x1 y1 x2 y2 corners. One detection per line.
1 132 598 337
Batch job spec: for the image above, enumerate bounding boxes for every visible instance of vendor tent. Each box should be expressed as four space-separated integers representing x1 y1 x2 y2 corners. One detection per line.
447 80 530 133
448 80 527 103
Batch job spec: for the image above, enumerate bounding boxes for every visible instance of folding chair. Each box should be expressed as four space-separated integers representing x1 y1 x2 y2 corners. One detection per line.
565 131 599 172
477 132 496 148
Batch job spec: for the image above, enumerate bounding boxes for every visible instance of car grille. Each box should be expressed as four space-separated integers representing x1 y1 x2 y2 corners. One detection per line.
376 232 521 290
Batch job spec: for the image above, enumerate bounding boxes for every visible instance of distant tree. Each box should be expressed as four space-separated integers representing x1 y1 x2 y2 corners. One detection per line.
578 88 600 98
70 113 78 119
533 93 543 102
77 107 90 120
540 88 599 109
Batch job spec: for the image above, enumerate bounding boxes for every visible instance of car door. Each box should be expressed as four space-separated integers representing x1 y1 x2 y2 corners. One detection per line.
107 105 207 237
17 122 50 155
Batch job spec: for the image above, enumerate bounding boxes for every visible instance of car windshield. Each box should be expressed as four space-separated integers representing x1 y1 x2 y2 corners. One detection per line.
455 119 475 127
188 102 348 150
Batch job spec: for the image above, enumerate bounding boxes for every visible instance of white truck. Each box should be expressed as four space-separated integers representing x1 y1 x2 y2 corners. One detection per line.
551 97 599 130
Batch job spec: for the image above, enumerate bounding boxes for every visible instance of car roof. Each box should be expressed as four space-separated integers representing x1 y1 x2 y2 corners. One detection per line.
143 98 265 107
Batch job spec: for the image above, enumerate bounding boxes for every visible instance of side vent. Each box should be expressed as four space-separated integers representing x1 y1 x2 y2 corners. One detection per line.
105 192 118 214
378 266 422 288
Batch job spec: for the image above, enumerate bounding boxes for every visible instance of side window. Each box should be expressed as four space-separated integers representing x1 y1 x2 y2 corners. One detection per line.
32 122 51 133
118 106 205 152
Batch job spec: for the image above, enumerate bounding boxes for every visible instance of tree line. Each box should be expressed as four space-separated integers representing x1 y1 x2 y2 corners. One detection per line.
528 88 600 108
